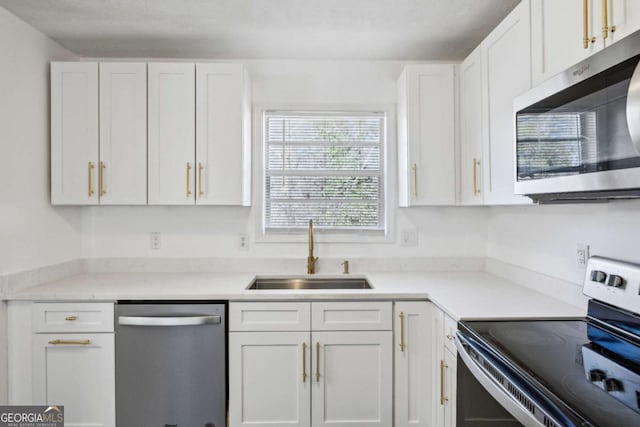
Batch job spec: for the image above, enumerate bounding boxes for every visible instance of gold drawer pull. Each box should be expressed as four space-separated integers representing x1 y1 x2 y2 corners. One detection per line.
440 359 449 405
198 162 204 198
99 161 106 196
473 158 480 196
411 163 418 197
399 312 406 352
64 316 78 321
315 342 321 382
88 162 95 197
302 342 308 383
48 339 91 345
186 162 192 197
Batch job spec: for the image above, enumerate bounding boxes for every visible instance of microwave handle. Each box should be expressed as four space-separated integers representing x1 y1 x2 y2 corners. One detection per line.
626 60 640 154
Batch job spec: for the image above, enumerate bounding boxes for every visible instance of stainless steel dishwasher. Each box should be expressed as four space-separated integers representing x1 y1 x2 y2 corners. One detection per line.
115 303 226 427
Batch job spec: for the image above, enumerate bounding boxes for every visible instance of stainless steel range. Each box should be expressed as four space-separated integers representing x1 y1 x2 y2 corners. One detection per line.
456 257 640 427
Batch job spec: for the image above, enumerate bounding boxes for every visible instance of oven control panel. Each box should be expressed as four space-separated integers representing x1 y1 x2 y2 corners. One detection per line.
584 257 640 315
582 345 640 414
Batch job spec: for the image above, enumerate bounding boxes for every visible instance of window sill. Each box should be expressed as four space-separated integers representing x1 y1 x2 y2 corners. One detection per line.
255 231 394 244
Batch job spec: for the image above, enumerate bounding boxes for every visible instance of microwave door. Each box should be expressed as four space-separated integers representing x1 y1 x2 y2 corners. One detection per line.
626 58 640 155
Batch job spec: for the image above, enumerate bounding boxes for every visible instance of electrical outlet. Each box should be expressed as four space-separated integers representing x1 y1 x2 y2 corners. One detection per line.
400 228 418 247
576 243 589 267
150 232 161 250
239 233 249 251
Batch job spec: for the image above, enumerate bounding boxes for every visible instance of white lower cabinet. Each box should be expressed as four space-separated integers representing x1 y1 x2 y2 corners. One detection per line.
229 301 392 427
25 302 116 427
312 331 392 427
394 302 433 427
229 332 310 427
432 307 457 427
32 334 115 427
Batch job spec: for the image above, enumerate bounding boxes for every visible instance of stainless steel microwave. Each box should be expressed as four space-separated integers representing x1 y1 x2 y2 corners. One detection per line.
514 29 640 203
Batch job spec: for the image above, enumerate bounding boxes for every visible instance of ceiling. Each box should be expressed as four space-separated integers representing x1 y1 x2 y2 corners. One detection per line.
0 0 520 60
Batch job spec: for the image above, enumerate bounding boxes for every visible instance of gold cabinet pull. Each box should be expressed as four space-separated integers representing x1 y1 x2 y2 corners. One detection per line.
48 339 91 345
583 0 590 48
473 158 480 196
446 333 454 341
440 360 449 405
186 162 192 197
99 161 106 196
64 315 77 321
315 342 321 382
88 162 95 197
399 312 406 352
302 342 308 382
602 0 616 39
198 162 204 198
411 163 418 197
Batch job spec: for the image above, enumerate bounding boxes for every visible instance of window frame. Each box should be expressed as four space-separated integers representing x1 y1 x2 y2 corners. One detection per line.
252 103 395 244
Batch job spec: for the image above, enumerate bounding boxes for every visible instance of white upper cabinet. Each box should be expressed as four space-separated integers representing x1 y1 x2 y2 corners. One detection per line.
606 0 640 45
99 63 147 205
195 63 251 206
531 0 603 86
51 62 99 205
459 47 484 205
481 0 532 205
398 64 456 206
148 63 196 205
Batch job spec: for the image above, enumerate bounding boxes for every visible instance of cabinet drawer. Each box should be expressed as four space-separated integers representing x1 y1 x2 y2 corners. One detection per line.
312 302 392 331
229 302 311 331
32 303 114 333
443 313 457 354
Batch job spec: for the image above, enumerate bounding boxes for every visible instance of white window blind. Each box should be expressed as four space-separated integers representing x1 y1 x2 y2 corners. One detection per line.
264 111 386 233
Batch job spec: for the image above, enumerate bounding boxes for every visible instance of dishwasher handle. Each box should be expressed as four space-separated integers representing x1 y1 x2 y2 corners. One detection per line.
118 315 222 327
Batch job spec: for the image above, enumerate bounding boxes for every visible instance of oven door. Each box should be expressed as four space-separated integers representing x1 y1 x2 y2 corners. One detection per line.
455 333 580 427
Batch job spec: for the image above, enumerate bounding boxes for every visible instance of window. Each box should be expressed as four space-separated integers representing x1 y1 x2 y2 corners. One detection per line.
264 111 386 234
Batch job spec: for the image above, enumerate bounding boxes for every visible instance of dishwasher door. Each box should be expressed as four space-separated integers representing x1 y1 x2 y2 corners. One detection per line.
115 303 226 427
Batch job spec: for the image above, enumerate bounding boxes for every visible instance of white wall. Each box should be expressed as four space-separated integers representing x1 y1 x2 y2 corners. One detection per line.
0 7 81 276
487 201 640 285
83 60 490 261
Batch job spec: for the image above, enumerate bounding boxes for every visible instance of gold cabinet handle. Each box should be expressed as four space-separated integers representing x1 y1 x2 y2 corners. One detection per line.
583 0 590 48
198 162 204 198
473 158 480 196
99 161 106 196
302 342 308 383
602 0 616 39
446 333 454 341
64 315 77 321
440 360 449 405
186 162 192 197
315 342 321 382
399 312 406 352
411 163 418 197
88 162 95 197
48 339 91 345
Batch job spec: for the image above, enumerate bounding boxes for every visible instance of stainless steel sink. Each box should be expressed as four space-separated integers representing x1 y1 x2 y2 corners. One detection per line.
247 277 372 290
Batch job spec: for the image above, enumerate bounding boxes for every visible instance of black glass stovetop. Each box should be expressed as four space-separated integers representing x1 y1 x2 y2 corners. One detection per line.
460 314 640 427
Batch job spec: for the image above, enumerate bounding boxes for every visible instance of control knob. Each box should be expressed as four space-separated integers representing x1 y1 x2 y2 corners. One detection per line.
604 378 624 392
590 270 607 283
589 369 606 382
607 274 625 288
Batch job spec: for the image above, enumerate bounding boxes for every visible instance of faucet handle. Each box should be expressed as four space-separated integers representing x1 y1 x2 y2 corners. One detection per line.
341 260 350 274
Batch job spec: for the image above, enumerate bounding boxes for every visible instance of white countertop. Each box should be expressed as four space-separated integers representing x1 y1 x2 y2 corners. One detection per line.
8 270 586 321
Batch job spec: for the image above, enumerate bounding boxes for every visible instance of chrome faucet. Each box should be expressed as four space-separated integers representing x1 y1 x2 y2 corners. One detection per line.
307 220 318 274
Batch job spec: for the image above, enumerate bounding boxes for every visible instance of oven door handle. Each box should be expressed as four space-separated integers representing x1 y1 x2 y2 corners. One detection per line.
455 333 572 427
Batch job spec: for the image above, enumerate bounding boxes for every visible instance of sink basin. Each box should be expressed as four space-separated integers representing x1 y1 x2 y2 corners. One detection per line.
247 276 373 290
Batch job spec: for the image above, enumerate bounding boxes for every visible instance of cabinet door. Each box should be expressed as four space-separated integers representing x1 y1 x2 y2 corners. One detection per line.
531 0 603 86
443 349 457 427
481 1 532 205
605 0 640 45
398 64 456 206
459 47 484 205
229 332 311 427
196 63 251 206
99 63 147 205
148 63 196 205
51 62 99 205
312 331 392 427
394 302 433 427
32 333 115 427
